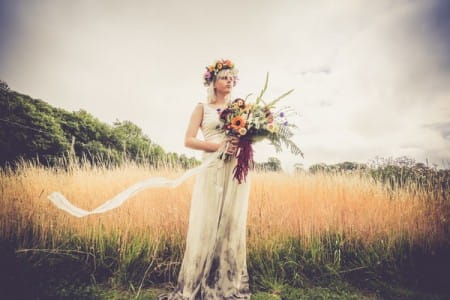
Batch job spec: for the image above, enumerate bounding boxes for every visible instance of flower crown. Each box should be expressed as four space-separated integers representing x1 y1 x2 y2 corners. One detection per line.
203 59 238 87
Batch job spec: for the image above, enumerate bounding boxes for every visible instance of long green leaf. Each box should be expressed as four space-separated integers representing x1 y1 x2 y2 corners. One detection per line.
267 89 294 108
255 72 269 106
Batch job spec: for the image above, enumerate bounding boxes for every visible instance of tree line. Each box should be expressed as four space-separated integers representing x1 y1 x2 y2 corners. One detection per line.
0 81 290 171
0 81 198 169
1 78 447 193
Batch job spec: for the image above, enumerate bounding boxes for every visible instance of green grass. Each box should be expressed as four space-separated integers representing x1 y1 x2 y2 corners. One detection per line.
6 282 445 300
1 233 449 300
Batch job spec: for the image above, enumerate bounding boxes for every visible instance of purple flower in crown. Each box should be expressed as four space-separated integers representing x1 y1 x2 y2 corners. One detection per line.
203 70 213 87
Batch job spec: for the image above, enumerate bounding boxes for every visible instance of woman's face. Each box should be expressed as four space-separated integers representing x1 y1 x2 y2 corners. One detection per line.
214 72 235 94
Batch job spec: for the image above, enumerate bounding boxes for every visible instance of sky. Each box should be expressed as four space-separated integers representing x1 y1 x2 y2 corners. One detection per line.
1 0 449 171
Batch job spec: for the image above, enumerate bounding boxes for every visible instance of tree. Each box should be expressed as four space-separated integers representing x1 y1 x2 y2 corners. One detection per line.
0 89 200 168
254 157 282 172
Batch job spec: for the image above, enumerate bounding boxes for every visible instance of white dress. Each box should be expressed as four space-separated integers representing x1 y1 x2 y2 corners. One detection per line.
159 102 252 300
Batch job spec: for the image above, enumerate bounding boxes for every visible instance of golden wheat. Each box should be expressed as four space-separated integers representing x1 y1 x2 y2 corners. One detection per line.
0 160 444 252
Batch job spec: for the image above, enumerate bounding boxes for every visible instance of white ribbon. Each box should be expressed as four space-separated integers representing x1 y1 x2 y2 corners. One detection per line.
48 148 224 218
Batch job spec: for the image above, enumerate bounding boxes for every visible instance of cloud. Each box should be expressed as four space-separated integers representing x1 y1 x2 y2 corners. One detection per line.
295 67 331 76
1 0 449 169
423 122 450 140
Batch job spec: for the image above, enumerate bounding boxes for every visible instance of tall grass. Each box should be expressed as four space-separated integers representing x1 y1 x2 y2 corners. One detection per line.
1 157 448 297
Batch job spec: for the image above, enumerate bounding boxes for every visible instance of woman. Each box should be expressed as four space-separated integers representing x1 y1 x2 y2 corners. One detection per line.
158 59 252 299
47 59 252 299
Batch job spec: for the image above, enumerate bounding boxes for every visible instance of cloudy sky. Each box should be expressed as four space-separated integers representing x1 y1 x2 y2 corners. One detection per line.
1 0 449 170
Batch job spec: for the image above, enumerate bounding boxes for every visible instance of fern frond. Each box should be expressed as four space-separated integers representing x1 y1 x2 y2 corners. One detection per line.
277 125 294 139
279 136 304 158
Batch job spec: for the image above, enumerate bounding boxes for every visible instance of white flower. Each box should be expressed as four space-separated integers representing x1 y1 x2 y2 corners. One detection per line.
238 127 247 135
266 123 279 133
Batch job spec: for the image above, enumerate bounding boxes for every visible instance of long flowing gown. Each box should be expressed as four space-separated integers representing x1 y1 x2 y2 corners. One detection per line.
159 102 252 300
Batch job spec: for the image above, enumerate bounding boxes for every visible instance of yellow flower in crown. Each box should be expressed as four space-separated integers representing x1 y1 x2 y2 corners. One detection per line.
216 62 223 70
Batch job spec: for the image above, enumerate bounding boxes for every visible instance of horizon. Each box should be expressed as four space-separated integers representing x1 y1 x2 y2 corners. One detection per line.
1 0 449 171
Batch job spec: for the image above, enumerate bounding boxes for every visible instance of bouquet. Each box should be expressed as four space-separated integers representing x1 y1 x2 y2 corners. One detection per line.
217 73 304 183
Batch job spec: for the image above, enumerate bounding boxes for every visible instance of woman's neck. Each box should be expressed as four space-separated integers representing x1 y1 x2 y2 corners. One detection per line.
214 92 229 106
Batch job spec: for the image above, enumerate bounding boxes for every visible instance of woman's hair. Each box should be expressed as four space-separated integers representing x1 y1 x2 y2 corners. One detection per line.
206 68 239 104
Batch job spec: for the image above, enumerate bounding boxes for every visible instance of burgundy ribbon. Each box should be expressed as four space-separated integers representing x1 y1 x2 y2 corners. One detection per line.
232 136 254 184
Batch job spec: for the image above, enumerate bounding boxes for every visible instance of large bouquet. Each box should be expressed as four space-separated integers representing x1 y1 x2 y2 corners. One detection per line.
217 73 304 183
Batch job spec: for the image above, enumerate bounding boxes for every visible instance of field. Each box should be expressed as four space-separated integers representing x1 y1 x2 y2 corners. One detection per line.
1 158 449 299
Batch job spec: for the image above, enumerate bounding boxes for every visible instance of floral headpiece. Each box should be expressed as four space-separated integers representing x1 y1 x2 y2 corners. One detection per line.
203 59 237 87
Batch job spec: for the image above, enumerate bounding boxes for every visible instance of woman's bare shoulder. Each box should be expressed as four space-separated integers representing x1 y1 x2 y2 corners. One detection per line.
192 102 204 127
194 102 205 113
189 102 204 120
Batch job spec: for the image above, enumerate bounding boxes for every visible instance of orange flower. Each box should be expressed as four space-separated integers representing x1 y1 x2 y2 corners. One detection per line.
216 63 223 70
230 116 246 131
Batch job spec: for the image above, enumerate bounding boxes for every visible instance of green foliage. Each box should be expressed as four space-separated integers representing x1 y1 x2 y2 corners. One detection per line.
250 73 304 158
254 157 282 172
3 232 449 299
367 156 449 197
308 162 367 174
0 86 199 169
0 90 71 165
279 284 365 300
308 156 449 202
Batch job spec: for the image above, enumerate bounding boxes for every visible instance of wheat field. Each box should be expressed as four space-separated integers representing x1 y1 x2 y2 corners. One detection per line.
1 159 446 252
1 158 449 298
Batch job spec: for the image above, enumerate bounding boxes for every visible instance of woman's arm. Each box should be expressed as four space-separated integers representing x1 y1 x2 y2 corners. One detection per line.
184 103 223 152
184 103 240 154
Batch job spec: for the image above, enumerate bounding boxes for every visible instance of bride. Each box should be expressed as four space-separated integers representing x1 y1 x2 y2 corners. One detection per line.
47 59 252 299
158 59 252 299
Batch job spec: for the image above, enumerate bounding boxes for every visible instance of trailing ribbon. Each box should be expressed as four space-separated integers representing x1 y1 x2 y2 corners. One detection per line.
48 146 225 218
